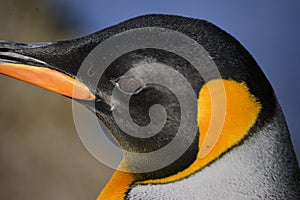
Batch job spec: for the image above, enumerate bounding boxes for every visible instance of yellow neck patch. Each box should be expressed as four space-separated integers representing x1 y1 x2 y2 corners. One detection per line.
97 163 134 200
97 79 262 199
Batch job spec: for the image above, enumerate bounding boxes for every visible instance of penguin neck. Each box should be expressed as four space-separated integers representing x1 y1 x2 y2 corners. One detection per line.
124 104 300 199
98 105 299 200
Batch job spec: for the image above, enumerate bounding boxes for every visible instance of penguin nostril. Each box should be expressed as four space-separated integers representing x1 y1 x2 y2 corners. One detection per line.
0 48 10 52
0 54 20 63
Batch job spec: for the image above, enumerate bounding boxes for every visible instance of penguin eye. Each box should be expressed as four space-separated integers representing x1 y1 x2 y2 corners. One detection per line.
116 77 143 94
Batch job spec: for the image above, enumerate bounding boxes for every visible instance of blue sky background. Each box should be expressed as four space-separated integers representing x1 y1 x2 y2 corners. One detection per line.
44 0 300 161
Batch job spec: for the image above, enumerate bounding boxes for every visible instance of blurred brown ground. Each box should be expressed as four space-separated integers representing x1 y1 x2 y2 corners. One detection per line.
0 0 113 199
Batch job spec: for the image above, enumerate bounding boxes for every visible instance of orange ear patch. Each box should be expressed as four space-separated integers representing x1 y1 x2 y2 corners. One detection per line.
197 79 262 163
137 79 262 184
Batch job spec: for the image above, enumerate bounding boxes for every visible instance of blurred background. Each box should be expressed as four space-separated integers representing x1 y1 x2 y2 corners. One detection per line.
0 0 299 199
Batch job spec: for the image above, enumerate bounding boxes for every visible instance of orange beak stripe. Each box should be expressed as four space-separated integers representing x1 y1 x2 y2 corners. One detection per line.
0 63 95 100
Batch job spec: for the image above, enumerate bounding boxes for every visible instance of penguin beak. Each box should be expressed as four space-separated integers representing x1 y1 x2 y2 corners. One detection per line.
0 41 95 100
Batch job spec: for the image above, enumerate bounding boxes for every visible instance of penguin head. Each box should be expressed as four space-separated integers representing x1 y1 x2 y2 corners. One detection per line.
0 15 277 182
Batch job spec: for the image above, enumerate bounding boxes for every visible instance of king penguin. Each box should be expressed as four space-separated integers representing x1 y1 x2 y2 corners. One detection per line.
0 15 299 200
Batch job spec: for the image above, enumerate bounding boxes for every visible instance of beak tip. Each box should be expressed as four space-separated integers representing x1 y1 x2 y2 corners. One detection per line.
87 93 96 101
